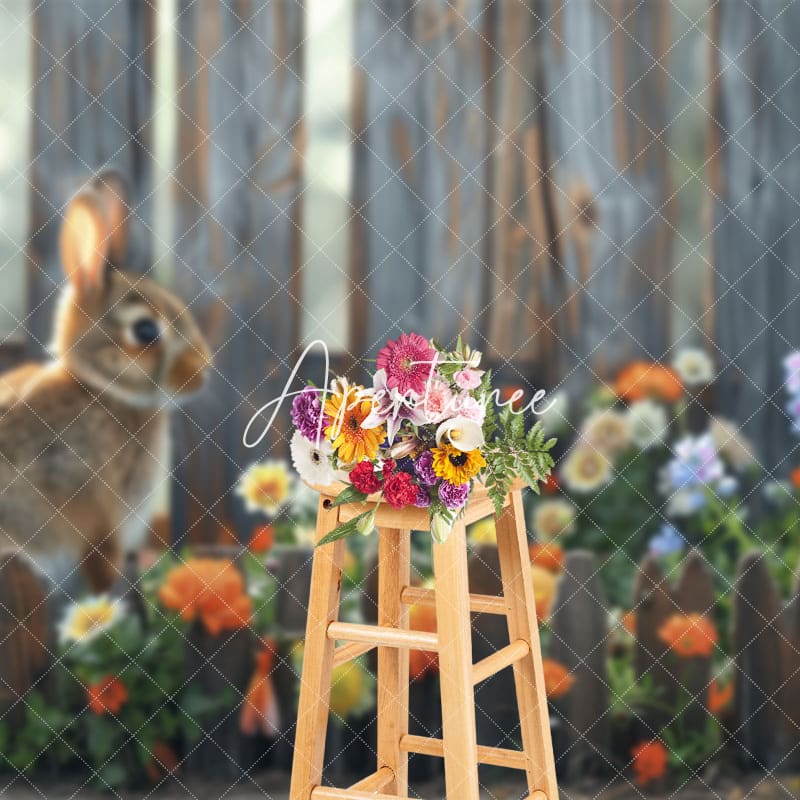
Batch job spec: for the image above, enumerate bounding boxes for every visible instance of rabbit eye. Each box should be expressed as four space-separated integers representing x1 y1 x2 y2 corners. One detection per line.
131 318 162 346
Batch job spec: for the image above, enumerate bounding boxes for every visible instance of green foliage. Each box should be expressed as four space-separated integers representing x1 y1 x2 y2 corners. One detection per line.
483 406 556 517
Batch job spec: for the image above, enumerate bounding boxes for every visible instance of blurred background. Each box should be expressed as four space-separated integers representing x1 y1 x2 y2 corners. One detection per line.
1 0 800 798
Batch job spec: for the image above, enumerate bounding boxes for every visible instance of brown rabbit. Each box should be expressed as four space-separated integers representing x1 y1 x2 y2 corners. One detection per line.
0 171 210 591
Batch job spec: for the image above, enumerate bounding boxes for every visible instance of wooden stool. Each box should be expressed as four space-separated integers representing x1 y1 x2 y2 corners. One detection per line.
289 480 558 800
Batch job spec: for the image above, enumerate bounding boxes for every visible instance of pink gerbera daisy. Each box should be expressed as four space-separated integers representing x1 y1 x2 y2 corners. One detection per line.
376 333 436 395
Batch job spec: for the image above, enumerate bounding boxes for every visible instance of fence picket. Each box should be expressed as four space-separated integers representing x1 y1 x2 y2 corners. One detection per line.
733 552 785 770
549 550 610 779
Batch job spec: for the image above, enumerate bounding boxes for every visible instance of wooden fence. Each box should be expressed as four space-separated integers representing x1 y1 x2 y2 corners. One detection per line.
1 0 795 556
1 543 797 782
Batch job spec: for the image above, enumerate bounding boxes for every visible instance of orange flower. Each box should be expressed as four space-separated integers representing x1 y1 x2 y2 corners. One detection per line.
615 361 683 403
528 543 564 573
542 473 560 495
658 613 718 658
531 564 558 622
541 659 575 698
145 741 180 783
240 640 281 736
791 466 800 490
86 676 128 715
622 611 636 636
500 385 525 411
408 602 438 680
159 558 253 635
631 740 668 786
250 525 275 554
708 679 734 714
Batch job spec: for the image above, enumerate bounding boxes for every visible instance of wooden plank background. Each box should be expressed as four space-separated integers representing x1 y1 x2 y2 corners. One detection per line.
12 0 800 543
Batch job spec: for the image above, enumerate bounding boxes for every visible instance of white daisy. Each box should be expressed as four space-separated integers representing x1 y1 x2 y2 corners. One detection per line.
58 595 124 645
581 409 630 456
561 445 612 493
627 400 669 449
290 429 337 486
672 348 714 387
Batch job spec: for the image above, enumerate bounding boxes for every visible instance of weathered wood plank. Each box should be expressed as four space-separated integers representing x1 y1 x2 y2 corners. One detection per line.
28 0 154 350
172 0 304 544
711 0 800 471
733 552 786 770
549 550 610 779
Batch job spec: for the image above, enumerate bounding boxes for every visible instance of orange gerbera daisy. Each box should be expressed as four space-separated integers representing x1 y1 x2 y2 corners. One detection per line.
541 659 576 698
528 543 564 573
658 613 718 658
86 675 128 715
615 361 683 403
631 740 668 786
250 524 275 554
708 679 734 714
324 383 384 463
159 558 253 635
621 611 636 636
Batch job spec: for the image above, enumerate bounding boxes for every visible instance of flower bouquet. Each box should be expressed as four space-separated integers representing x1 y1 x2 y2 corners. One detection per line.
288 333 556 544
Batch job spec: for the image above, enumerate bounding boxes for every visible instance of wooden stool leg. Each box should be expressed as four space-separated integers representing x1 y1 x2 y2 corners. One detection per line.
289 499 345 800
377 528 411 795
496 490 559 800
432 520 480 800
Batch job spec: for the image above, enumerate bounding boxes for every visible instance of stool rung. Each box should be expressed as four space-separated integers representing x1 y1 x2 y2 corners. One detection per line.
400 585 507 616
399 733 527 770
349 766 394 792
311 788 410 800
327 621 438 651
472 639 530 685
332 640 375 667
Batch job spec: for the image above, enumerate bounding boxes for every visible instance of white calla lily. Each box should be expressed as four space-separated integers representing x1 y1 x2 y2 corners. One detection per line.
430 513 453 544
435 417 485 451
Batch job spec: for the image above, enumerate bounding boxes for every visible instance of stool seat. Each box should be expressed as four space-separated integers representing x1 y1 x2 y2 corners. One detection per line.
289 485 559 800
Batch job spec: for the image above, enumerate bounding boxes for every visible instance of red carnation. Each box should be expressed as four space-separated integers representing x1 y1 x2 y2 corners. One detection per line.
350 461 381 494
381 459 396 479
383 471 418 509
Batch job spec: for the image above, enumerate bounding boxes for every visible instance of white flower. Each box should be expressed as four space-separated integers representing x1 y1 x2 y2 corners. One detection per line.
59 595 124 645
535 390 569 432
290 430 337 486
627 400 669 449
435 417 485 451
581 409 630 456
430 513 453 544
561 445 612 493
709 417 757 470
531 499 576 541
672 348 714 387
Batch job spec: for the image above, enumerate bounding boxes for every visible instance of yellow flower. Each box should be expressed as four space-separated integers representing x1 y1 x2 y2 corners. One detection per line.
532 499 576 541
561 445 611 493
431 443 486 485
468 517 497 545
330 660 367 719
531 565 558 622
58 595 123 645
582 409 630 457
324 383 384 464
237 461 292 516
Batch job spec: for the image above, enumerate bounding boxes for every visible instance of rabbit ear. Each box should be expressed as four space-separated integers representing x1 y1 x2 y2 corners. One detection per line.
60 190 110 296
90 169 129 266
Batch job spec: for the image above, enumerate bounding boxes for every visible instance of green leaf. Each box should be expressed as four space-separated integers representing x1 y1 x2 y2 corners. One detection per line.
317 510 375 546
330 485 369 507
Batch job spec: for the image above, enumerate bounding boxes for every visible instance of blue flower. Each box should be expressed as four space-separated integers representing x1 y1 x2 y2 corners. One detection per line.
648 524 686 556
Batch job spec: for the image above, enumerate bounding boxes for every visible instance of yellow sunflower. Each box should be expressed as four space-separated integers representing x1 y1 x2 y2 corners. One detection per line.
431 443 486 485
324 385 384 463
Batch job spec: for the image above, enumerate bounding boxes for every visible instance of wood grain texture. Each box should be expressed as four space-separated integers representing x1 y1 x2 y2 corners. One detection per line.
431 520 481 799
548 550 610 780
711 0 800 471
376 528 411 795
289 499 345 800
496 490 559 799
28 0 154 349
172 0 304 544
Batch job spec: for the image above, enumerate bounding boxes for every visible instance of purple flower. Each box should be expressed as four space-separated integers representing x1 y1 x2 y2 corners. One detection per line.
438 480 469 510
292 387 325 442
414 485 432 508
414 451 438 486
